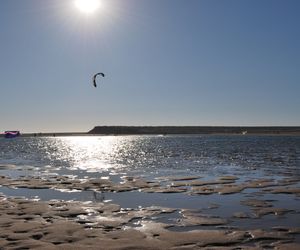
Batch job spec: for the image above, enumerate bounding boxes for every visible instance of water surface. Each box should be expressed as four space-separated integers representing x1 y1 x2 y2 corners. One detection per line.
1 135 299 231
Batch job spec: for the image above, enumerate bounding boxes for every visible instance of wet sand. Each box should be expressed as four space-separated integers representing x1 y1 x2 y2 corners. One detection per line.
0 165 300 249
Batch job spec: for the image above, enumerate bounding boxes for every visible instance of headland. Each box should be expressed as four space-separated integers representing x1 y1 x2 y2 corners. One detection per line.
88 126 300 135
1 126 300 137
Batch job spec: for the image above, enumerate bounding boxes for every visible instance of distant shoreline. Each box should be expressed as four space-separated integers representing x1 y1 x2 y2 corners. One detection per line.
3 126 299 137
87 126 300 135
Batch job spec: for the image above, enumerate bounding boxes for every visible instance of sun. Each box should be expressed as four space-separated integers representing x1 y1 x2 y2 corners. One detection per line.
75 0 101 14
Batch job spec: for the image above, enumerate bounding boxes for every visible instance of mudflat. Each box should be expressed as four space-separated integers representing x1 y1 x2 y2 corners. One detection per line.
1 170 300 249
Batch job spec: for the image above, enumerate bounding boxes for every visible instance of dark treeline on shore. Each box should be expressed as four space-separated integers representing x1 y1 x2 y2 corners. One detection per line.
88 126 300 135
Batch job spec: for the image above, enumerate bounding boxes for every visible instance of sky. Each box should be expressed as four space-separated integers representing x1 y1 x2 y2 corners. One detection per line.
0 0 299 133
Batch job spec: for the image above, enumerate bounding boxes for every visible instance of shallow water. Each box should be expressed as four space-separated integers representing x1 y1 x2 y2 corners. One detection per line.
1 135 299 177
0 135 300 233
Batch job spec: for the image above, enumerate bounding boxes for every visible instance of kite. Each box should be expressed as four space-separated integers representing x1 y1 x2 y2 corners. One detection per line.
93 72 105 87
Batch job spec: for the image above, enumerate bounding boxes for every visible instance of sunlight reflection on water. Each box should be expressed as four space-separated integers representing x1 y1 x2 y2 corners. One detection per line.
0 135 299 178
1 135 300 235
47 136 129 172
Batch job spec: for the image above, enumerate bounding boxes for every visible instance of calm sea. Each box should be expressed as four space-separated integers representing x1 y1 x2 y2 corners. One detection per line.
0 135 299 179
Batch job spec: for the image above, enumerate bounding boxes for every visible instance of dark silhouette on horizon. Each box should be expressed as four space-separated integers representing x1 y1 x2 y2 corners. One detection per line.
88 126 300 135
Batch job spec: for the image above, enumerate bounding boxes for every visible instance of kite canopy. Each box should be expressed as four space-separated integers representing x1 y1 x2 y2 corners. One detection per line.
93 72 105 87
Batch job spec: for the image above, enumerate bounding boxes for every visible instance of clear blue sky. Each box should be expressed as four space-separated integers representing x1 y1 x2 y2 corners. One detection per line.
1 0 299 132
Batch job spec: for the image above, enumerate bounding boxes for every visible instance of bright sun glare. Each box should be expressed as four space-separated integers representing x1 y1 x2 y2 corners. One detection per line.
75 0 101 14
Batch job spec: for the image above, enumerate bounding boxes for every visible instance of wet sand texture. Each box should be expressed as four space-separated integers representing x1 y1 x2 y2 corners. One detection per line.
1 172 300 249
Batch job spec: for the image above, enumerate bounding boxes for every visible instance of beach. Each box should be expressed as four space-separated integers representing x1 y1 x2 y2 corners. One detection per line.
0 135 299 249
1 0 299 247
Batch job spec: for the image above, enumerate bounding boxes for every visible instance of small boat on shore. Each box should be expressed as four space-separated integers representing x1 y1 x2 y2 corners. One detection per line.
4 131 21 138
